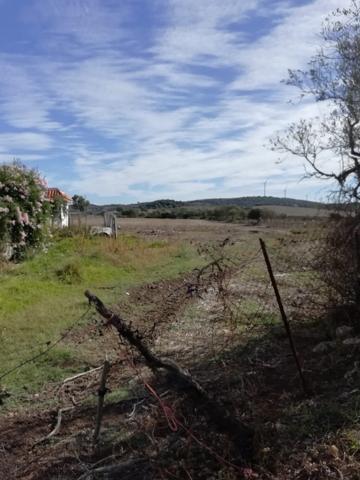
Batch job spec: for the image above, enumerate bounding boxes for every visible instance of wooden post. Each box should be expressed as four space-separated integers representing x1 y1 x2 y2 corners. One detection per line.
93 360 111 443
259 238 309 395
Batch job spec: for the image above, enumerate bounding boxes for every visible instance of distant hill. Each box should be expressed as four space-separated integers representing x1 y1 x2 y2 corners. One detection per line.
185 196 324 208
85 196 325 214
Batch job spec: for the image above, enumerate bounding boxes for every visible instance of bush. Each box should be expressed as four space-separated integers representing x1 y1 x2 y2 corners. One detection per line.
55 262 82 284
204 206 246 222
0 162 51 259
314 215 360 308
247 208 262 221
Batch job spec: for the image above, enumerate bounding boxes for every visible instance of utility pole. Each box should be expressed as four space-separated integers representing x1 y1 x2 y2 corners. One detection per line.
284 187 287 198
263 179 268 197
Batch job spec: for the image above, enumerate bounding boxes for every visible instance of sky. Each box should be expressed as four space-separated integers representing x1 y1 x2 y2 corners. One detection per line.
0 0 350 204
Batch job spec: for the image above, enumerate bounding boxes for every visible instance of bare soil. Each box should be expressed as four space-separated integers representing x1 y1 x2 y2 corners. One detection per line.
1 221 359 479
77 216 282 241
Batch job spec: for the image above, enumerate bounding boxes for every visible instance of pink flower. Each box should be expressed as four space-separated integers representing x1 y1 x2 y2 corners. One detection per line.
15 206 22 222
21 212 29 224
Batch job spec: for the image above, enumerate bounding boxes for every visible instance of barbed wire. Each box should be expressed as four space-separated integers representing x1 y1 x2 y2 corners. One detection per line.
0 234 323 395
0 306 92 383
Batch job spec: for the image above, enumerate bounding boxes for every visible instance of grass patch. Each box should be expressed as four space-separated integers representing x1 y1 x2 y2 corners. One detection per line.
83 387 130 408
0 234 202 398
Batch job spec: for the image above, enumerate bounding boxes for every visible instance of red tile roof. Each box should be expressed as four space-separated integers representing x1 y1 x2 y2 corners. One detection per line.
46 188 72 203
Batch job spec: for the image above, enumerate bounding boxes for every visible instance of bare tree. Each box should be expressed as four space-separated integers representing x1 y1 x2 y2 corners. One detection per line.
271 2 360 202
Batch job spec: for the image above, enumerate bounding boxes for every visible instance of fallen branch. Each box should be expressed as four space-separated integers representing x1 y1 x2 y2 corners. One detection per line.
77 457 150 480
34 406 74 446
61 366 103 386
85 290 253 461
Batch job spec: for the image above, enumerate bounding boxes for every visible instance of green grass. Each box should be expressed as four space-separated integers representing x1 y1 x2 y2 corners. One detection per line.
0 233 202 399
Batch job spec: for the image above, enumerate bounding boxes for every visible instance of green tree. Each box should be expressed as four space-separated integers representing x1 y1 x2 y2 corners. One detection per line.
271 2 360 202
72 194 90 212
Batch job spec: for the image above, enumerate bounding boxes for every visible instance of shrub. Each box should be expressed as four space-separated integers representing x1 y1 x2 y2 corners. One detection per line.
55 261 82 284
205 206 246 222
247 208 262 221
314 215 360 308
0 162 51 259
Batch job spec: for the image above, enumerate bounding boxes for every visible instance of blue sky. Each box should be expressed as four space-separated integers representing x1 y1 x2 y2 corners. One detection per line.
0 0 347 203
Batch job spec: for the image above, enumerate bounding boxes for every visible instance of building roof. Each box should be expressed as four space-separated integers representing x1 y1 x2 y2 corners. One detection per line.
46 188 72 203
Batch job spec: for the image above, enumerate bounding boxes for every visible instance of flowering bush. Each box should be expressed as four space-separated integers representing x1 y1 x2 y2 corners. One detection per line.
0 162 51 258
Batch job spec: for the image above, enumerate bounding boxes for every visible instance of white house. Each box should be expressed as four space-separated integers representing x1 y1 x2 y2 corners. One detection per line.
46 188 72 228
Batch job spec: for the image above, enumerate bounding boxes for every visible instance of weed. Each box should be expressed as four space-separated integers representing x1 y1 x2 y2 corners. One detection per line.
56 262 82 284
344 428 360 455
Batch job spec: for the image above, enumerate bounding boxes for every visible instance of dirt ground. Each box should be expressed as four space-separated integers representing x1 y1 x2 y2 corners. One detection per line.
72 216 291 241
1 219 359 479
118 218 273 241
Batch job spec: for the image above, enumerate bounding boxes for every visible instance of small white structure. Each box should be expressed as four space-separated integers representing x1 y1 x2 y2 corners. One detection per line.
90 213 118 238
46 188 72 228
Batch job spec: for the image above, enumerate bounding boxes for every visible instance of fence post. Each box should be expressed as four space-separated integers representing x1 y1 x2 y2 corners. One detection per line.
93 360 111 443
259 238 309 395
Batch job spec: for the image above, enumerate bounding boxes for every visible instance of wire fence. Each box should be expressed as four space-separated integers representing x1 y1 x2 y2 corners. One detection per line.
0 229 326 391
0 229 333 479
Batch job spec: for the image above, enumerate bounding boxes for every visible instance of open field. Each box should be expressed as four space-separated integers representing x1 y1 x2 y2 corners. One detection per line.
259 204 332 217
1 218 360 479
71 216 312 240
118 217 280 240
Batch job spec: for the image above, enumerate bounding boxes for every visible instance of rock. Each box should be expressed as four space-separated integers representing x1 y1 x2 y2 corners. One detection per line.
345 362 359 380
335 325 354 339
312 341 336 354
343 337 360 346
327 444 339 459
1 244 13 260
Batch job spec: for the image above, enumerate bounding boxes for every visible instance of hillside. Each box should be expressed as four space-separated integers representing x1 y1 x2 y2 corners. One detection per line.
86 196 326 215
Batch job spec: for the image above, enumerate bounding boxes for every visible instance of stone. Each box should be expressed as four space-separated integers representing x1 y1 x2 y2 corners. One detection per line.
1 244 13 260
335 325 354 339
327 445 339 459
312 341 336 354
343 337 360 346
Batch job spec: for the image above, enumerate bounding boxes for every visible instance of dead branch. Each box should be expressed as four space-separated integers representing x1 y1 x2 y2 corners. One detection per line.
77 457 150 480
61 366 103 386
33 406 74 446
85 290 253 461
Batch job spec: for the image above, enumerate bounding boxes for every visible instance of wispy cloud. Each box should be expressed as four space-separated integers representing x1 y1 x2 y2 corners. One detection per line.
0 132 52 151
0 0 351 202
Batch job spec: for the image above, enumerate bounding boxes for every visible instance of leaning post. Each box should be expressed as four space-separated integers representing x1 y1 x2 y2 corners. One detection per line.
259 238 310 395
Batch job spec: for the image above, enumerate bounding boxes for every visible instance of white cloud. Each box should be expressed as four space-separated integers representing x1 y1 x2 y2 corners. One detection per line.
23 0 128 48
0 58 61 131
0 0 353 202
152 0 259 65
230 0 346 90
0 132 52 151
